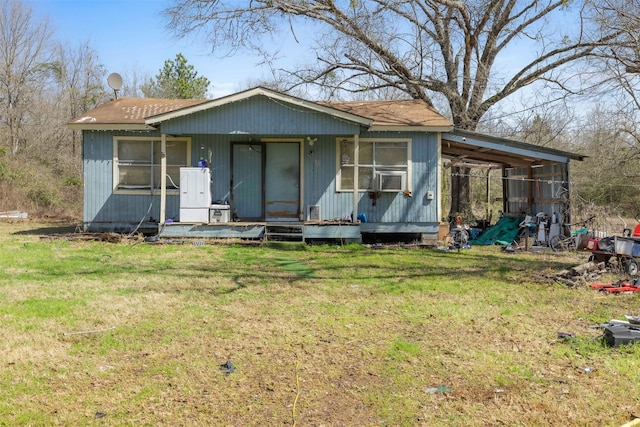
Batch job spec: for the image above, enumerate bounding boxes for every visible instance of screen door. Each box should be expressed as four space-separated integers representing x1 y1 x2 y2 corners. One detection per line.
232 144 263 220
265 142 300 221
231 142 300 221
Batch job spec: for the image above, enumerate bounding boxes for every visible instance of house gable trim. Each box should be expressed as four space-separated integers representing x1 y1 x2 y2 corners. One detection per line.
68 123 156 131
369 125 453 133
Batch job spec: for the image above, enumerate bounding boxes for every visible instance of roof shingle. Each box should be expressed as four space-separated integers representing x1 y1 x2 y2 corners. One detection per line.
70 97 207 126
321 99 451 128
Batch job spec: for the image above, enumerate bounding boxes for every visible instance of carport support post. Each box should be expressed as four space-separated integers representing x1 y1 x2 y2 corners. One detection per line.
486 168 490 219
352 134 359 224
563 162 571 225
160 133 167 225
502 168 508 214
527 166 533 213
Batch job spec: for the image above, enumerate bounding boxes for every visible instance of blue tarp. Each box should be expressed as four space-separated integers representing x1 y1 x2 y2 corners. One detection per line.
470 216 524 246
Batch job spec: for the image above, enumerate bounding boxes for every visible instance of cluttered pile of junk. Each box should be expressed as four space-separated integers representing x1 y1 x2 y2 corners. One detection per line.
449 212 640 275
447 212 563 251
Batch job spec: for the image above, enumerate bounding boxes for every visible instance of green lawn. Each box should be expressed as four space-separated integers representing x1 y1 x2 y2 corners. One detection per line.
0 221 638 426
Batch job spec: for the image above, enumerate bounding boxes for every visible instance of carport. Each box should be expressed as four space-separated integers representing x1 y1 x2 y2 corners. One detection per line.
442 128 586 225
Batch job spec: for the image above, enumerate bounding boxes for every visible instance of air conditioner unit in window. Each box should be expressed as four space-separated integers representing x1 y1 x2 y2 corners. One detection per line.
376 171 407 192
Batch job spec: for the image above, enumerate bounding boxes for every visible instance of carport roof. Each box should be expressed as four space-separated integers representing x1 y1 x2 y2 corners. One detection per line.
442 129 586 168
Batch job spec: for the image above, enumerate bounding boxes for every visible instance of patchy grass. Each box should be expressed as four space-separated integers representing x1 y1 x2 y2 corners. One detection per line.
0 220 639 426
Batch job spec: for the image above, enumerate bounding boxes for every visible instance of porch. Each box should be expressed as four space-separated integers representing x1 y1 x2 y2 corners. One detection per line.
157 221 442 244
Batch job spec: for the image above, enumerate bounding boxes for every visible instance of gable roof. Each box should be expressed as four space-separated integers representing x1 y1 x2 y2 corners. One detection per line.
145 87 374 127
68 87 452 132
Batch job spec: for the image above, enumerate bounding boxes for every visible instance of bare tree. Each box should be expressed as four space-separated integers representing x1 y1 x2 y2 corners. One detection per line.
120 65 150 98
571 104 640 217
589 0 640 164
592 0 640 75
493 103 575 149
164 0 624 217
48 41 108 158
0 0 52 155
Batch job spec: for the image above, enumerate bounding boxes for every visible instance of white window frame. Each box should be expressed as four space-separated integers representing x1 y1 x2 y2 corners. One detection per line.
113 136 191 195
336 137 412 193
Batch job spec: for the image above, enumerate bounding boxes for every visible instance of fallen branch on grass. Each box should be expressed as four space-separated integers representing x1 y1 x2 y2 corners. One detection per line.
537 261 607 288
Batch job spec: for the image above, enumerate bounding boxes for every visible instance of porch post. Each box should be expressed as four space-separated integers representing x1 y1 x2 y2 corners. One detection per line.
436 133 442 222
352 134 359 224
160 133 167 225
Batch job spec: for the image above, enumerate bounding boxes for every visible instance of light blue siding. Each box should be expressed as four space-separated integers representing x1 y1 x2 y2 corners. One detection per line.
302 132 439 223
160 95 361 135
83 130 185 227
193 135 231 203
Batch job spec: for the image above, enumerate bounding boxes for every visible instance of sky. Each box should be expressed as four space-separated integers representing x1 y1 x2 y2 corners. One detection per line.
21 0 590 115
25 0 303 98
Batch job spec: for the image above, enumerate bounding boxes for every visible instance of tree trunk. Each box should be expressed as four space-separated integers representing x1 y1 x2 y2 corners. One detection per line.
449 165 473 219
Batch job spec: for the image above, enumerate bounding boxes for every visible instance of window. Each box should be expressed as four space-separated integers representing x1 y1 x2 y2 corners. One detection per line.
336 138 411 192
113 137 191 192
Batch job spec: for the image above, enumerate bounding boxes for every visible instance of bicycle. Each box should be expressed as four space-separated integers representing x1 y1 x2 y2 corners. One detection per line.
548 216 595 252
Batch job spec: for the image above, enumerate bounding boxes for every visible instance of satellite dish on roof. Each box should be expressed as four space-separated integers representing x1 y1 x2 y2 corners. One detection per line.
107 72 123 99
107 73 123 90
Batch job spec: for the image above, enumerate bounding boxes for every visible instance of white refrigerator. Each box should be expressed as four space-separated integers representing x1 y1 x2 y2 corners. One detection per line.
179 167 211 222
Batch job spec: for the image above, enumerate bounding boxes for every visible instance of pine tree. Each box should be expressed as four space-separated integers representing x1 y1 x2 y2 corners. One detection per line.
142 53 210 99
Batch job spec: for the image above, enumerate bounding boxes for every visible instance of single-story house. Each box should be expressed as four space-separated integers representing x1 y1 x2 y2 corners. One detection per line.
68 87 584 243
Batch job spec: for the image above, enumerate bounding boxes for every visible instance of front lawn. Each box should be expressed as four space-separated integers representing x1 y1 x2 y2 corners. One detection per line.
0 221 637 426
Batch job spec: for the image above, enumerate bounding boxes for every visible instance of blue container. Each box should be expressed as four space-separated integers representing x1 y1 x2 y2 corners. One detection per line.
348 213 367 223
470 227 482 240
